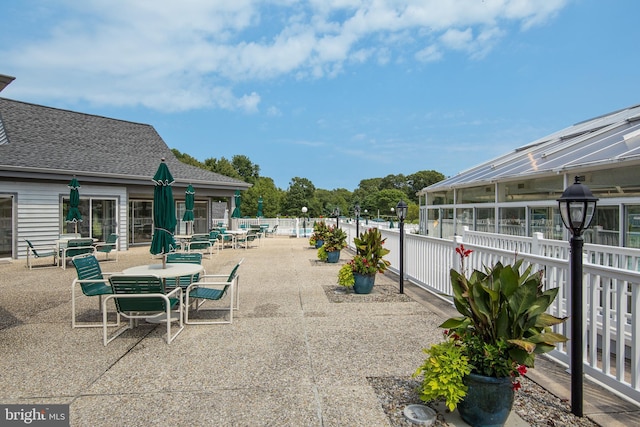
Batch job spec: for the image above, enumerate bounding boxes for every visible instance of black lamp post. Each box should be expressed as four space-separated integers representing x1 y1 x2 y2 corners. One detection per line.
557 176 598 418
396 200 408 294
333 207 340 228
354 204 361 238
364 209 368 225
302 206 308 237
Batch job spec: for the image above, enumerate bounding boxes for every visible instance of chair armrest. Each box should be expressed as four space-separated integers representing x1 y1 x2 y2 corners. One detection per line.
166 287 183 299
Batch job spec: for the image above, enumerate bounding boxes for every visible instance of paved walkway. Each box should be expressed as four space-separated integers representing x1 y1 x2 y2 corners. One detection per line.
0 237 638 426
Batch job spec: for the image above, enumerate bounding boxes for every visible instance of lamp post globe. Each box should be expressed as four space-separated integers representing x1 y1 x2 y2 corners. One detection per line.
354 204 361 238
557 176 598 418
302 206 308 237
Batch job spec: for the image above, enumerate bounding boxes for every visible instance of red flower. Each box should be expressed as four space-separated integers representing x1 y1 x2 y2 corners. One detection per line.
456 244 473 258
517 365 527 376
512 380 522 391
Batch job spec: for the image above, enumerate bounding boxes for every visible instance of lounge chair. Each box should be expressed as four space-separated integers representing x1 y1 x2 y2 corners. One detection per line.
265 224 278 237
185 258 243 324
71 254 119 329
236 230 258 249
103 275 184 345
25 239 58 269
94 233 119 261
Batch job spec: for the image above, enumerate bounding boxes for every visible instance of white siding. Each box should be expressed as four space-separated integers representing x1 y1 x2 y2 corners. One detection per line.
0 181 127 259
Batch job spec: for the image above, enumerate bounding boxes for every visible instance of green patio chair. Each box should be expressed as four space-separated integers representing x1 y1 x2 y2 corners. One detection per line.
61 238 96 269
95 233 119 261
25 239 58 269
185 258 243 325
71 254 120 329
236 230 258 249
104 275 184 345
265 224 278 237
187 233 216 258
165 252 203 289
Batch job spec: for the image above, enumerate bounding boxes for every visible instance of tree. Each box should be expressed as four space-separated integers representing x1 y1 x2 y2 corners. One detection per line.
282 177 318 216
243 177 283 217
203 157 242 180
232 155 260 184
406 170 445 203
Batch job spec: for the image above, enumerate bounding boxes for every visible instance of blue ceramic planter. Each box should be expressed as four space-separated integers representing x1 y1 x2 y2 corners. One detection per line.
458 373 515 427
353 273 375 294
326 250 340 263
315 239 324 249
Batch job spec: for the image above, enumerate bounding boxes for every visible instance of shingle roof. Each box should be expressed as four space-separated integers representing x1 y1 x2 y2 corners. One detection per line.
423 104 640 191
0 97 249 188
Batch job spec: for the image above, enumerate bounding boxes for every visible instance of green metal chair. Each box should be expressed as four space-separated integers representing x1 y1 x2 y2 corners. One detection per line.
187 233 216 258
265 224 278 237
165 252 203 289
61 238 96 269
185 258 243 325
104 275 184 345
25 239 58 269
95 233 119 261
236 230 259 249
71 254 120 329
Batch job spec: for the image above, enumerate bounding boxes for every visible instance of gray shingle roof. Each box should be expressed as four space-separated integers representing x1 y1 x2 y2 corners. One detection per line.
0 97 249 188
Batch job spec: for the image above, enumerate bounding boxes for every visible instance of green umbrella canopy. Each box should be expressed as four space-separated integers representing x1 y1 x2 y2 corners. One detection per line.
257 196 263 218
183 184 195 222
231 190 242 218
150 159 177 256
65 177 82 224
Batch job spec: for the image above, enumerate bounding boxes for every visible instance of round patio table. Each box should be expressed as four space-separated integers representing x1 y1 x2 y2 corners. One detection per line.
122 263 204 323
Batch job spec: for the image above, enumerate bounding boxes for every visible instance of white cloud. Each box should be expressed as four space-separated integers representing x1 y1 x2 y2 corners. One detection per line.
1 0 569 111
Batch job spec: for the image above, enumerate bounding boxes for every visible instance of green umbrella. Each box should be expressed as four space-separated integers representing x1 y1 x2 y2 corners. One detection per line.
257 196 263 218
65 177 82 233
183 184 195 234
150 159 177 267
231 190 242 218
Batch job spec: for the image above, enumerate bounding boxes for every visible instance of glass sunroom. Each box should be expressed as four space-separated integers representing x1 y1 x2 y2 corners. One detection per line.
419 104 640 248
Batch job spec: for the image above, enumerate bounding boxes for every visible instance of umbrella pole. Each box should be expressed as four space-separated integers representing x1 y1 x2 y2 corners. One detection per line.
162 254 167 269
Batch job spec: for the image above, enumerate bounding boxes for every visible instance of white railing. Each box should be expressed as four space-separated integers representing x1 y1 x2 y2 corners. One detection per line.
336 221 640 406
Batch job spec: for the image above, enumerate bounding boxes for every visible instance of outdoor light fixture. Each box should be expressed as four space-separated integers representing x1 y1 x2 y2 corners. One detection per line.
364 209 368 225
557 176 598 418
333 207 340 227
396 200 408 294
302 206 308 237
354 203 361 238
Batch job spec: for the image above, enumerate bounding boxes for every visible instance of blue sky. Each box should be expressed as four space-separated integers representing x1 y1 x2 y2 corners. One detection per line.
1 1 638 191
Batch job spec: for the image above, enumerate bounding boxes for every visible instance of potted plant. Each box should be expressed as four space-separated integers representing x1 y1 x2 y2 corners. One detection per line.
337 228 390 293
318 226 347 263
413 245 568 425
309 221 328 248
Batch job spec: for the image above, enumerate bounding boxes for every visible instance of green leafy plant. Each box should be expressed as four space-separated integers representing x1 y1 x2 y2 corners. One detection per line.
413 336 471 411
309 221 328 247
414 244 568 408
322 226 348 252
336 228 391 287
317 245 328 261
337 263 355 287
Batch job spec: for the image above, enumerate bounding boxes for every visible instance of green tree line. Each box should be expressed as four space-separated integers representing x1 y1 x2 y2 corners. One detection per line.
172 149 444 222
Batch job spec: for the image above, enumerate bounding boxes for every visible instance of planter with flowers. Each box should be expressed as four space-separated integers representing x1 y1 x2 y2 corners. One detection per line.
317 226 347 263
413 244 568 426
337 228 390 294
309 221 328 248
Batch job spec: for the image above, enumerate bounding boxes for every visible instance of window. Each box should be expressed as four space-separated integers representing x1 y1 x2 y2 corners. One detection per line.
62 197 117 241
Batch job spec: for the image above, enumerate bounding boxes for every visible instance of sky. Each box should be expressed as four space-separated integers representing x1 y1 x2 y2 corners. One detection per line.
1 0 638 191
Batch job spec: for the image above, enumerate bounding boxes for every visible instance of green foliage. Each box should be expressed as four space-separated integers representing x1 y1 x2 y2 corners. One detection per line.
353 228 391 273
413 338 471 412
317 245 328 261
442 254 568 375
337 263 355 287
322 226 347 252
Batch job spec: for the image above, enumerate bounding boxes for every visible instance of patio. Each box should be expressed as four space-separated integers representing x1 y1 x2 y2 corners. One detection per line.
0 237 636 426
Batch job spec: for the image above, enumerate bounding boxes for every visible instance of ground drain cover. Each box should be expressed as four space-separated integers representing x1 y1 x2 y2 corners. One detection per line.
403 404 436 425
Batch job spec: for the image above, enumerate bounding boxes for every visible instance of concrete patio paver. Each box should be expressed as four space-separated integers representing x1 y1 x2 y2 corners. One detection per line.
0 237 637 426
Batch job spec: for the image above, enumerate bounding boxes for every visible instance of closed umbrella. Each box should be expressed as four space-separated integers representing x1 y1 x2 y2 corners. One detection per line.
65 177 82 234
257 196 263 218
231 190 242 218
150 159 177 268
183 184 195 234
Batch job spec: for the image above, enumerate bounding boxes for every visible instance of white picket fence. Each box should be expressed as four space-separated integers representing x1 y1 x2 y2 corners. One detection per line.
338 221 640 407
